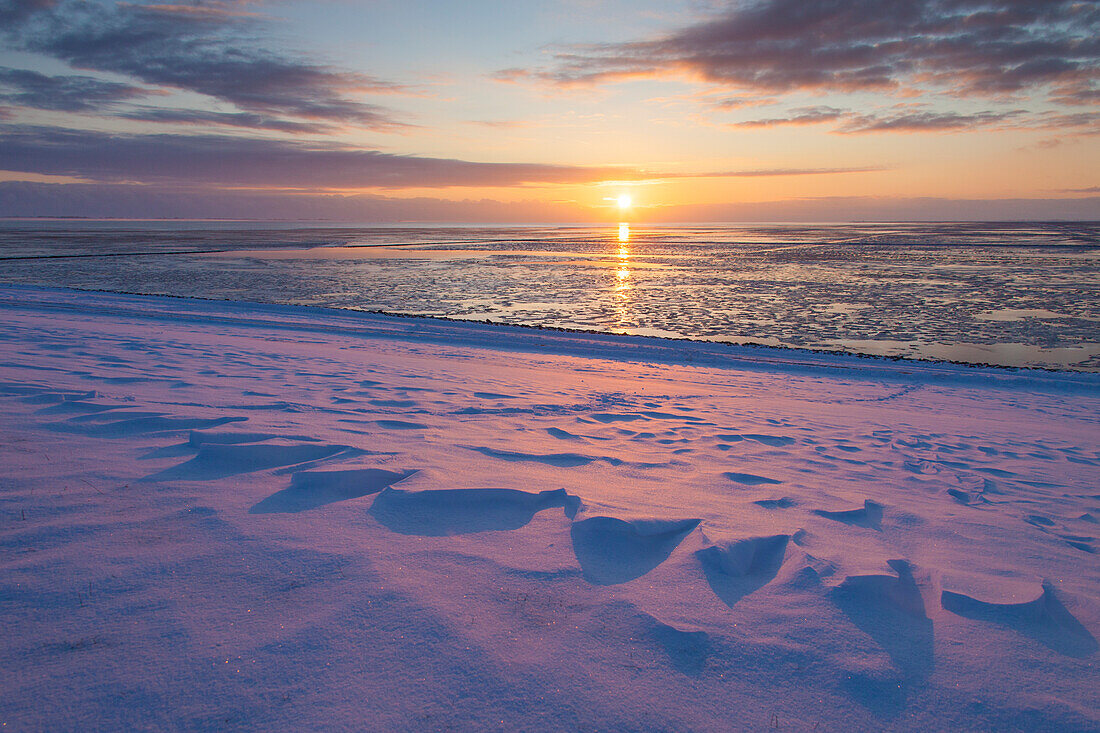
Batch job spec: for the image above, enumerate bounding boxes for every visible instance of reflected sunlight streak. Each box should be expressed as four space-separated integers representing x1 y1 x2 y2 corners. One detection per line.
613 222 632 328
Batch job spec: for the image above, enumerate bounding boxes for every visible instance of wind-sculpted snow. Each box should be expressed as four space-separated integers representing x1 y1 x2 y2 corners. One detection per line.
696 534 791 607
0 287 1098 731
466 446 602 468
942 581 1099 658
813 499 885 530
723 471 783 486
571 517 702 586
145 441 363 481
370 487 581 536
251 468 417 514
834 561 932 657
48 412 247 438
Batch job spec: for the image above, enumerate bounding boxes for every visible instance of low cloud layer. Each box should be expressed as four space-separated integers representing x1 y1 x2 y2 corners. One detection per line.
0 125 634 189
0 125 890 189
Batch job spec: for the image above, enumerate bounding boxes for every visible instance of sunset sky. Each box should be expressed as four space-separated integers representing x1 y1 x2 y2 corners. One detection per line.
0 0 1097 221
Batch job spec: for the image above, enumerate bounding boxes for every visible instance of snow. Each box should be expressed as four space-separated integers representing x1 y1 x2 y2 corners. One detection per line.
1 284 1098 731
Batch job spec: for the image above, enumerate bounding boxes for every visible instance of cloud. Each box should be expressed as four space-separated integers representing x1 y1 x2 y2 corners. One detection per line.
692 166 884 177
466 119 534 129
522 0 1100 100
0 0 56 25
597 166 885 182
1033 111 1100 135
706 95 778 111
116 107 335 134
730 106 846 128
0 125 635 189
2 0 405 129
0 66 149 112
837 109 1026 133
726 105 1097 135
1049 85 1100 106
0 125 883 189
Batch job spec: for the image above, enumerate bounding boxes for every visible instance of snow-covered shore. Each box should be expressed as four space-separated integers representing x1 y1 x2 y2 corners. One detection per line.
1 285 1097 731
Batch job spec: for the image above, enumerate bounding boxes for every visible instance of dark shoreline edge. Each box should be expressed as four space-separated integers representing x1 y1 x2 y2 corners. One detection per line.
5 282 1096 377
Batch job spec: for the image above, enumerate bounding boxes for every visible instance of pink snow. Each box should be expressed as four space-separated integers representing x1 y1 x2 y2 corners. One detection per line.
1 285 1098 730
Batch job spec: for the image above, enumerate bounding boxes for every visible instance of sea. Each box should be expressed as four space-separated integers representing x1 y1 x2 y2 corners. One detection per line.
1 220 1098 371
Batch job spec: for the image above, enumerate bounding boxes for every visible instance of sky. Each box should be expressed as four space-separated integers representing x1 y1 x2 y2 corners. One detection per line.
0 0 1097 222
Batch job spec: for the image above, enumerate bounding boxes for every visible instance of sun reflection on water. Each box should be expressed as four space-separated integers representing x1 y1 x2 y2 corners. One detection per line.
613 223 632 329
615 223 631 283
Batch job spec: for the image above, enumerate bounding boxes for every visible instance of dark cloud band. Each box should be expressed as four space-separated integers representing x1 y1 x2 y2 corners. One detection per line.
0 66 148 112
2 0 404 129
0 125 888 188
519 0 1100 102
0 126 631 188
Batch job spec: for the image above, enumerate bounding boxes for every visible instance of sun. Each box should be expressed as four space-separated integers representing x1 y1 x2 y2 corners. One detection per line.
616 194 632 210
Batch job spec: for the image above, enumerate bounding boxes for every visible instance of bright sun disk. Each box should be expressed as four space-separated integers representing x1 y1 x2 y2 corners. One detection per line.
617 194 632 209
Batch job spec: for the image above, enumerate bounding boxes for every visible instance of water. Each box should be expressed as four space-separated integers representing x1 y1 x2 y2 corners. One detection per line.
1 220 1098 371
